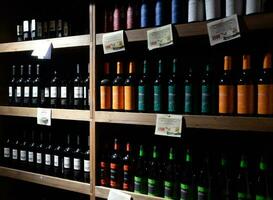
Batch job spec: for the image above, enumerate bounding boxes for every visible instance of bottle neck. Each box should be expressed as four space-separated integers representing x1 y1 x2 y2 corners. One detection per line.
36 65 40 76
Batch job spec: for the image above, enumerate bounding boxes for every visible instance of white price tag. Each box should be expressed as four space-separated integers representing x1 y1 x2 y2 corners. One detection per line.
155 114 183 137
37 108 52 126
108 189 131 200
147 24 174 50
102 30 125 54
31 41 52 59
207 14 240 46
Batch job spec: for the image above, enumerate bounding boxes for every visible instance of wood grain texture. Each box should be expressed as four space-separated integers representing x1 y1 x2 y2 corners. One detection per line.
0 166 91 195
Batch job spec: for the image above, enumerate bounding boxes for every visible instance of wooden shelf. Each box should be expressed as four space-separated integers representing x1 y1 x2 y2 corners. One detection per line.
0 166 90 195
95 186 164 200
0 34 90 53
0 106 90 121
96 12 273 45
95 111 273 132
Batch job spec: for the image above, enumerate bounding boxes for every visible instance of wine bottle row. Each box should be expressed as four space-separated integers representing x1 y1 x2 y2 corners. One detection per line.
101 0 273 32
99 52 273 116
98 138 273 200
8 63 89 109
17 18 71 42
1 126 90 183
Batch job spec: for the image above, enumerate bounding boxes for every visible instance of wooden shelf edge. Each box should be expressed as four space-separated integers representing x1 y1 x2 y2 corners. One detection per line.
95 186 164 200
95 111 273 132
0 106 90 121
0 166 90 195
0 34 90 53
96 12 273 45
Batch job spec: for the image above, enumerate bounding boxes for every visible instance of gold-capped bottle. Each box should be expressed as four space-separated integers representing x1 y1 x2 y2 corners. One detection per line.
124 61 136 111
112 61 124 111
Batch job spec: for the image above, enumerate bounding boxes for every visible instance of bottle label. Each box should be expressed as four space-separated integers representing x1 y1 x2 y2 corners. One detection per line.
36 152 42 164
112 86 124 110
154 85 162 112
73 158 81 170
20 150 27 161
64 157 71 169
237 84 254 114
63 22 69 36
180 183 190 200
201 85 210 113
9 86 12 97
164 181 174 199
61 86 67 98
50 86 57 98
12 149 18 160
134 176 147 193
23 20 29 32
32 86 38 98
148 178 160 196
16 86 22 97
54 155 59 167
123 164 131 190
124 86 135 111
255 195 266 200
28 151 34 162
31 19 36 31
24 86 30 97
168 85 176 113
138 86 146 111
197 186 208 200
45 154 51 166
45 87 50 98
237 192 247 200
84 86 87 98
184 85 193 113
110 162 119 188
4 147 10 158
100 86 111 110
74 86 83 98
57 19 62 31
49 20 56 32
84 160 90 172
219 85 234 114
258 84 273 115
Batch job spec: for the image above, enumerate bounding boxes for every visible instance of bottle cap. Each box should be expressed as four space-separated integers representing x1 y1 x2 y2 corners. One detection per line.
224 56 232 70
243 54 251 70
263 52 272 69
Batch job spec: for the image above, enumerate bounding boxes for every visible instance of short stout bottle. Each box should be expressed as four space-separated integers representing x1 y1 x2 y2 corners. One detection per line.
168 58 178 114
100 62 112 110
63 133 74 179
112 62 124 111
153 60 165 113
35 131 44 173
73 64 84 109
23 20 30 40
23 64 32 106
50 70 60 108
83 136 90 183
8 65 16 105
122 142 134 191
15 65 24 106
237 55 255 116
44 132 53 175
257 52 273 116
72 135 83 181
138 60 150 112
27 130 36 171
110 138 122 189
31 64 41 106
124 61 136 112
134 145 148 194
219 56 235 115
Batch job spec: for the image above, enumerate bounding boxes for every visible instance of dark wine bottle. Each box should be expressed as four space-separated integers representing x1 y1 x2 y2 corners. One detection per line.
73 64 84 109
48 19 56 38
138 60 150 112
168 58 178 113
35 131 44 173
184 67 194 114
15 65 24 106
50 70 60 108
27 130 36 171
19 130 28 169
31 64 41 106
56 19 63 37
153 60 165 113
44 131 53 175
83 136 90 183
23 64 32 106
83 65 90 110
8 65 16 105
164 147 177 199
122 142 134 191
110 138 122 189
11 133 20 168
63 133 74 179
53 134 62 177
2 136 11 166
60 75 69 108
73 135 83 181
196 154 210 200
31 19 37 40
23 20 30 41
16 24 23 41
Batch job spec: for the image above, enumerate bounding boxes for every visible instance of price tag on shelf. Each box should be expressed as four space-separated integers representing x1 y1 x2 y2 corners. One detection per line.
147 24 174 50
155 114 183 138
31 41 53 59
102 30 125 54
37 108 52 126
207 14 241 46
108 189 131 200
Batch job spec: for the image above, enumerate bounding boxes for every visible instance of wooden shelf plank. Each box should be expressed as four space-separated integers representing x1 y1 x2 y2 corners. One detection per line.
0 166 90 195
95 186 164 200
95 111 273 132
0 34 90 53
96 12 273 45
0 106 90 121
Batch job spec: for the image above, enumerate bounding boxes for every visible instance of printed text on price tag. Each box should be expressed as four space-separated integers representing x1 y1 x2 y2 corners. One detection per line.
147 24 173 50
155 114 183 137
37 108 52 126
102 30 125 54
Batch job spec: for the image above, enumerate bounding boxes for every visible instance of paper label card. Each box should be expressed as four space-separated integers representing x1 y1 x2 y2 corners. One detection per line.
31 41 52 59
102 30 125 54
108 189 131 200
147 24 174 50
37 108 52 126
207 14 240 46
155 114 183 137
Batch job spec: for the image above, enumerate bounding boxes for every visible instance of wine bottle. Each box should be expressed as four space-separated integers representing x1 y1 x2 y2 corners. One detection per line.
2 136 11 167
56 19 63 37
31 64 41 106
27 130 36 171
73 135 83 181
83 65 90 110
164 147 177 199
110 138 122 189
53 134 62 177
73 64 84 109
255 155 269 200
205 0 221 20
19 130 28 169
35 131 44 173
126 0 135 29
83 136 90 183
138 60 150 112
44 131 53 175
99 143 110 187
196 154 210 200
8 65 16 105
184 67 194 114
60 75 69 108
225 0 243 16
140 0 150 28
15 65 24 106
11 133 20 168
48 19 56 38
124 61 136 111
43 21 48 39
134 145 148 194
16 24 23 41
112 62 124 111
23 64 32 106
31 19 37 40
188 0 205 22
237 55 255 115
246 0 262 15
23 20 30 40
50 70 60 108
219 56 235 115
63 133 74 179
100 62 112 110
168 58 178 114
153 60 165 113
36 19 43 39
122 142 134 191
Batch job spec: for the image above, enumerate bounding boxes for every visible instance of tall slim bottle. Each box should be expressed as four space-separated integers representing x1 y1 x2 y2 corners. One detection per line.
3 136 11 166
255 155 269 200
23 64 32 106
201 64 214 115
134 145 148 194
196 154 210 200
53 134 62 177
73 64 84 109
184 67 194 114
112 62 124 111
138 60 150 112
100 62 112 110
83 136 90 183
124 61 136 111
63 133 74 179
44 131 53 175
83 65 90 110
19 130 28 169
72 135 83 181
8 65 16 105
50 70 60 108
27 130 36 171
110 138 122 189
35 131 44 173
219 56 235 115
153 60 165 113
31 64 41 106
164 147 177 199
168 58 178 113
122 142 134 191
15 65 24 106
